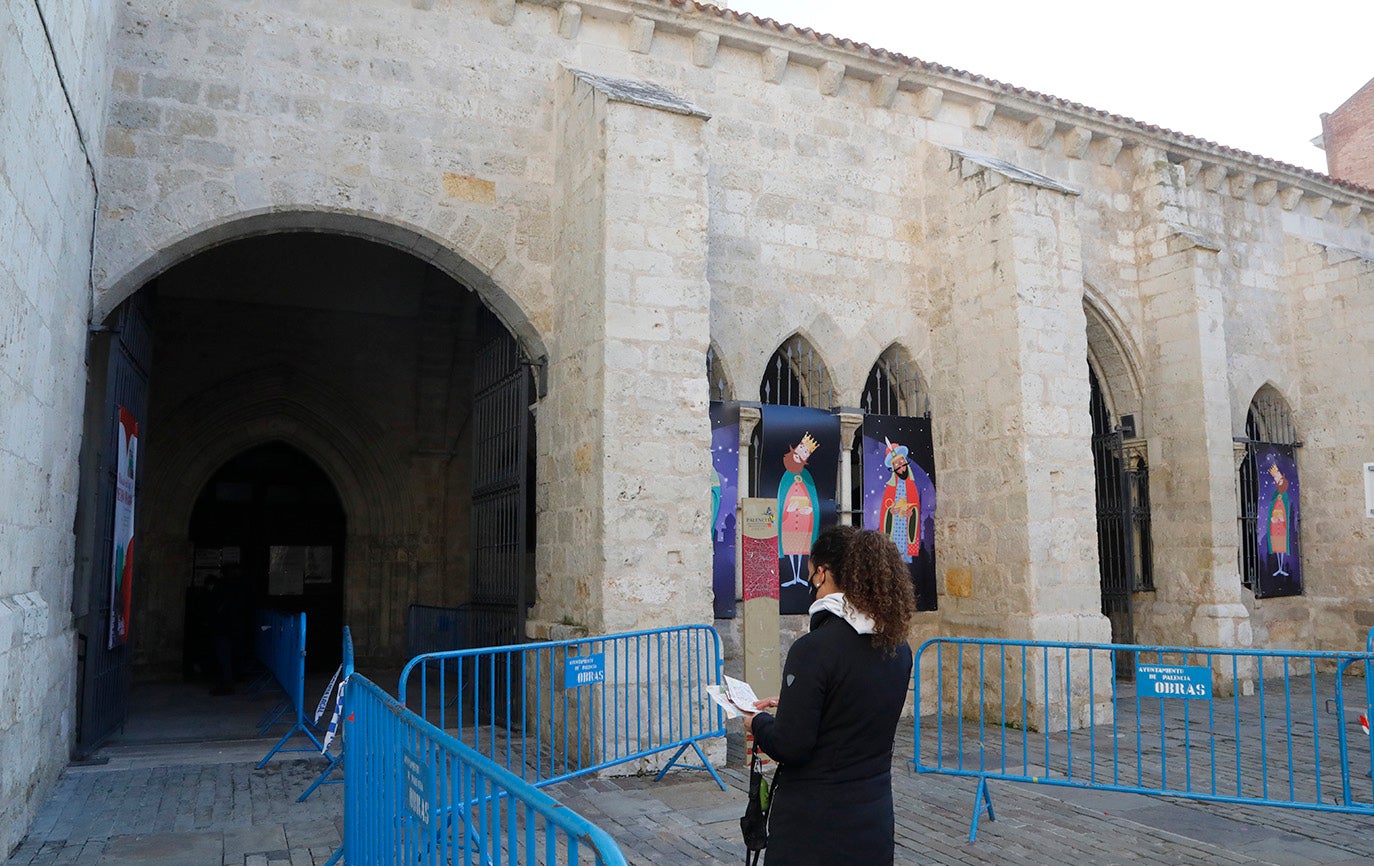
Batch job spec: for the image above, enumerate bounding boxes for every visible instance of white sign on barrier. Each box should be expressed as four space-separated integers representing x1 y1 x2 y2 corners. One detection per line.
564 653 606 689
403 749 433 828
1137 664 1212 699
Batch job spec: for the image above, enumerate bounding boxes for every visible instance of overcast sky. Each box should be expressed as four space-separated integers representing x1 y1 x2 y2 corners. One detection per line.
723 0 1373 173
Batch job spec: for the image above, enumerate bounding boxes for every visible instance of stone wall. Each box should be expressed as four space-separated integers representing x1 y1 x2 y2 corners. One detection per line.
0 0 118 855
87 0 1374 662
8 0 1374 844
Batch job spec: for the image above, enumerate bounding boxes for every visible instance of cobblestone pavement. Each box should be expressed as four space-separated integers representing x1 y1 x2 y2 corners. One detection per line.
14 733 1374 865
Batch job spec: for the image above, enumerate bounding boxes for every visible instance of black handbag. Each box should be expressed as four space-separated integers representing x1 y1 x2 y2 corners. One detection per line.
740 745 773 865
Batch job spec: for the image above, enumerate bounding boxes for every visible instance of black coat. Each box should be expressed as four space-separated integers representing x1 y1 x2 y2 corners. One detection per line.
750 609 913 866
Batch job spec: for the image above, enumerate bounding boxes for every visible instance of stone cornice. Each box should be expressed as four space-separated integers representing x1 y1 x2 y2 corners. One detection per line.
949 148 1080 196
569 68 710 118
513 0 1374 217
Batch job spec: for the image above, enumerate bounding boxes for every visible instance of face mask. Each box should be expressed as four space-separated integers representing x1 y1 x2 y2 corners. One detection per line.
808 569 821 601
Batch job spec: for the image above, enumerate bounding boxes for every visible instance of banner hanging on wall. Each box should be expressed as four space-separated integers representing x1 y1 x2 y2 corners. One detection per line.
709 401 740 618
108 406 139 649
860 414 938 611
1254 443 1302 599
759 405 840 615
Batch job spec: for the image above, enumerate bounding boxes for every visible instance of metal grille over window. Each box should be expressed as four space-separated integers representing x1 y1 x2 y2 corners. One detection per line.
861 350 930 419
751 336 833 496
759 335 833 409
1126 455 1154 592
706 344 730 402
1089 367 1154 677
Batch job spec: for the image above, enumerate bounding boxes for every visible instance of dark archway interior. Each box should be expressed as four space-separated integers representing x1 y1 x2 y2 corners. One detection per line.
185 442 345 679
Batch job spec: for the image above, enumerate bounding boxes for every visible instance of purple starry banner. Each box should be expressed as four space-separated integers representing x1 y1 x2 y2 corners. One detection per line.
1254 443 1302 599
709 401 741 618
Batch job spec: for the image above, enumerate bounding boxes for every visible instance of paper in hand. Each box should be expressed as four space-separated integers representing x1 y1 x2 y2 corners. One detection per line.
706 675 763 718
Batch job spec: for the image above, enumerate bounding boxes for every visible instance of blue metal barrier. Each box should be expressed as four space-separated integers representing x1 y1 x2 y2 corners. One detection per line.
913 637 1374 840
1365 627 1374 783
299 625 354 803
407 603 472 659
399 625 727 790
342 672 628 866
255 609 324 767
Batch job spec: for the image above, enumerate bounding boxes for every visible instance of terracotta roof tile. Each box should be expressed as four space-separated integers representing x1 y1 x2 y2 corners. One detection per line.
665 0 1374 199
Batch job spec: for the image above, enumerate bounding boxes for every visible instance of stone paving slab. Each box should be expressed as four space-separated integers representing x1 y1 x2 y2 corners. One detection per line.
13 731 1374 865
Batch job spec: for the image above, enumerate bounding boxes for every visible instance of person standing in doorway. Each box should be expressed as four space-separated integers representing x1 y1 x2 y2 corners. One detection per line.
744 526 916 866
209 565 244 695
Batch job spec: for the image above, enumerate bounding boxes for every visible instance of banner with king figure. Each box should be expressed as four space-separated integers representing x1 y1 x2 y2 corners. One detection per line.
860 414 937 611
759 405 840 615
1254 443 1302 599
709 401 740 618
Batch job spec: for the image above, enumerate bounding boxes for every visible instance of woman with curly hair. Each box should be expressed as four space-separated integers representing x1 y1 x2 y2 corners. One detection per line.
745 526 916 866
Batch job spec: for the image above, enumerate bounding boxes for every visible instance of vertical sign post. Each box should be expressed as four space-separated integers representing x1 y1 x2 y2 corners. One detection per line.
740 498 781 699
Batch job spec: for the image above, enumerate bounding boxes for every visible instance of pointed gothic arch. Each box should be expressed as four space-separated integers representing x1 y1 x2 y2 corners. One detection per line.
1237 384 1301 596
759 333 835 409
861 344 931 418
1083 296 1152 676
706 341 733 402
1083 295 1144 425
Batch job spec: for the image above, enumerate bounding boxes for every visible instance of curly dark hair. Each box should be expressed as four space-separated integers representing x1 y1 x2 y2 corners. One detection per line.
812 527 915 652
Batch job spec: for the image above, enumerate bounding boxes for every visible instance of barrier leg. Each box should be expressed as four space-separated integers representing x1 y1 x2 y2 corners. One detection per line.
321 845 343 866
652 741 727 791
968 775 995 842
298 752 343 803
257 699 289 734
257 721 326 768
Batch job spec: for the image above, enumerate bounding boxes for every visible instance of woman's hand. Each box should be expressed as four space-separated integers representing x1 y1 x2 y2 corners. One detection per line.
741 696 778 727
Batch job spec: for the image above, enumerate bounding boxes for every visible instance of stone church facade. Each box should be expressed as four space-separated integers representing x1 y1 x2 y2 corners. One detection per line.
4 0 1373 854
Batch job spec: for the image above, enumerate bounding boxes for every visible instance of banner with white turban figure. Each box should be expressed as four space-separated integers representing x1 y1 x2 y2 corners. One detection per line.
861 414 937 611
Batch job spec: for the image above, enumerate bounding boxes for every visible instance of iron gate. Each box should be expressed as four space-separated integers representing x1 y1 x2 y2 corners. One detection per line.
469 329 531 649
77 293 152 752
1089 369 1134 677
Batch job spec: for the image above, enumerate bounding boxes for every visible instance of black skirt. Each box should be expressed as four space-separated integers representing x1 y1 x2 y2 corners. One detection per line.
764 771 895 866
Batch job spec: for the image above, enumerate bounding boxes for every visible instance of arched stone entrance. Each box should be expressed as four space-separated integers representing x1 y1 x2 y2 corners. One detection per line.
83 225 542 708
184 442 345 684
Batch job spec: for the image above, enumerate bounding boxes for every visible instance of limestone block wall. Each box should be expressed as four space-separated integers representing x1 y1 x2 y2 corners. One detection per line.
1279 241 1374 651
597 92 713 632
1 0 118 855
88 0 1374 657
539 69 713 634
94 0 562 348
924 150 1106 637
541 70 610 630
